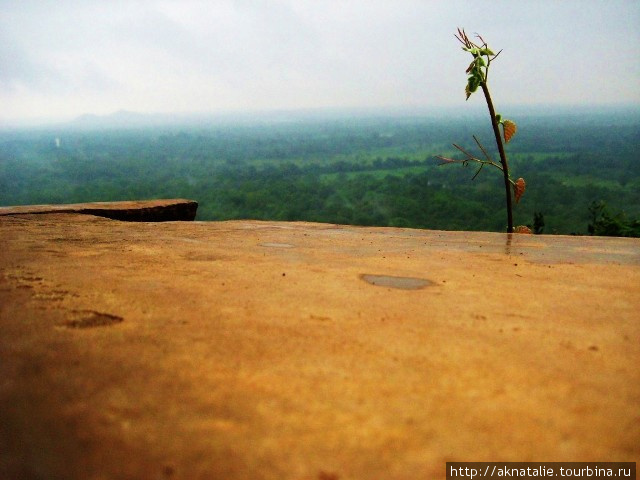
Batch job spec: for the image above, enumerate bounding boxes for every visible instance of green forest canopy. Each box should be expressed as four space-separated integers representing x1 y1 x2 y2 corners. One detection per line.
1 107 639 235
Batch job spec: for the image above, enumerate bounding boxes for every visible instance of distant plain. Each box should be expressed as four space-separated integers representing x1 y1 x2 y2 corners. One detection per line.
1 106 638 235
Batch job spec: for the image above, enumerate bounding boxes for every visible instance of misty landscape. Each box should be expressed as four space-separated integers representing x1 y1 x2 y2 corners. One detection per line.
2 2 639 236
2 106 639 235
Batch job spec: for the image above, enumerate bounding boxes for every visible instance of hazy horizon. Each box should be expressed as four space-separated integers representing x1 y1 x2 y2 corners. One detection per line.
2 0 639 127
3 103 639 130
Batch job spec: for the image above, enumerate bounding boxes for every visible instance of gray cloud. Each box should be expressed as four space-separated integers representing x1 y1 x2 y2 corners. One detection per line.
1 0 639 124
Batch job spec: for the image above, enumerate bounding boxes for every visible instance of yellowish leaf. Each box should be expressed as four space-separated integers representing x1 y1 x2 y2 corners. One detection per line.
513 177 526 203
503 120 517 143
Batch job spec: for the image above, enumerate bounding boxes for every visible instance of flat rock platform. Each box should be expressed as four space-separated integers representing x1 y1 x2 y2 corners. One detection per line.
1 203 639 479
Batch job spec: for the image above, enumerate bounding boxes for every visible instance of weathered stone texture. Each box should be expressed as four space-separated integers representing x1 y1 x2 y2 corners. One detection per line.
1 212 638 479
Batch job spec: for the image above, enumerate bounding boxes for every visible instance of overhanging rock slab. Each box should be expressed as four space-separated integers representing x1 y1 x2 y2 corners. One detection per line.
0 213 639 479
0 198 198 221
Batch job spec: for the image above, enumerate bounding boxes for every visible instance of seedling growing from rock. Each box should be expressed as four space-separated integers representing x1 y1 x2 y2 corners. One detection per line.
437 29 525 233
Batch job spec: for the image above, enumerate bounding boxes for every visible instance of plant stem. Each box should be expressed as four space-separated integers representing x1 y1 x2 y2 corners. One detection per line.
480 81 513 233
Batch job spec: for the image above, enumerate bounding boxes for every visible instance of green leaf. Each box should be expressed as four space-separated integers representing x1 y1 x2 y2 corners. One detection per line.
480 47 495 56
467 75 480 93
465 76 480 100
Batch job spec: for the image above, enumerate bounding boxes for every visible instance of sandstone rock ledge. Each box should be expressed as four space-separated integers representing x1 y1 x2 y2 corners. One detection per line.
0 198 198 221
0 212 638 480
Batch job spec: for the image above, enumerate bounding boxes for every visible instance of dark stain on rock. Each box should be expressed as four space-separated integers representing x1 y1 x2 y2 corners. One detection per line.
360 274 434 290
61 310 124 329
186 253 223 262
318 471 340 480
162 464 176 478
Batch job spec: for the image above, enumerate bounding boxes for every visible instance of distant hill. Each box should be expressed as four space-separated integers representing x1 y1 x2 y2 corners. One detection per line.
70 110 166 129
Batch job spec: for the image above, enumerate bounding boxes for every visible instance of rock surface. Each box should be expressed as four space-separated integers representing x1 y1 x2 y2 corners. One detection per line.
0 212 639 480
0 198 198 221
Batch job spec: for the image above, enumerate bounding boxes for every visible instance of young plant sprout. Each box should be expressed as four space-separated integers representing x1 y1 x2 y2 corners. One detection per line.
437 29 525 233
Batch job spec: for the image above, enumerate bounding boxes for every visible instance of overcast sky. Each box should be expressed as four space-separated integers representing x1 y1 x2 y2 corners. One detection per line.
1 0 639 125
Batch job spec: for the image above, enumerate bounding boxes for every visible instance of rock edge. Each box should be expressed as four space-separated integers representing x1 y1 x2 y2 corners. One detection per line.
0 199 198 222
